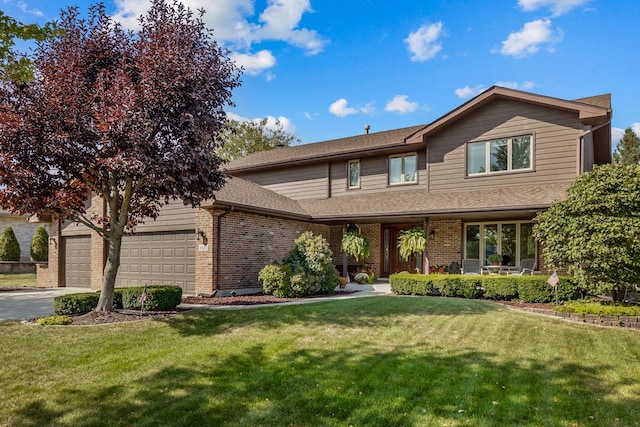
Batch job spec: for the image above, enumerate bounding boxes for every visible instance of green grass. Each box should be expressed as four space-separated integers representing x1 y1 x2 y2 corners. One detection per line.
0 273 37 288
1 296 639 426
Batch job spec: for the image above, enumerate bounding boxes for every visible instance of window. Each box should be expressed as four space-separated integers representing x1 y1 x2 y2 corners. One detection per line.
389 153 417 185
348 160 360 189
464 221 536 266
467 135 532 175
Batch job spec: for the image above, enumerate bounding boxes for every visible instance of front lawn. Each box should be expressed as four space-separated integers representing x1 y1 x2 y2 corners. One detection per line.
1 296 639 426
0 272 36 288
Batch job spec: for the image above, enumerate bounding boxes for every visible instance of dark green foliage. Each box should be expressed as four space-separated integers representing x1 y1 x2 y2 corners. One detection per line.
482 277 520 300
54 292 100 315
120 286 182 311
261 231 339 298
390 274 580 303
30 226 48 261
0 226 20 261
534 163 640 301
612 127 640 164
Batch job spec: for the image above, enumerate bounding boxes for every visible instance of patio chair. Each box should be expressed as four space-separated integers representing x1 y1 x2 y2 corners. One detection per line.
508 258 536 276
461 258 481 275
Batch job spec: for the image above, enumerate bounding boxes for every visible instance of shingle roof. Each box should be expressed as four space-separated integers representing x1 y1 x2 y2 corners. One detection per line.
209 177 570 222
226 124 425 172
209 176 310 220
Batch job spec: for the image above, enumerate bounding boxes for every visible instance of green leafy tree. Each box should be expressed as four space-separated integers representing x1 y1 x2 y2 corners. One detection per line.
0 1 241 311
30 225 48 261
612 127 640 164
0 226 21 261
533 163 640 301
0 11 59 82
218 118 300 161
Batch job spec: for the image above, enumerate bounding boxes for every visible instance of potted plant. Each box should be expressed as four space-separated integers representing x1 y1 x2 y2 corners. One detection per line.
339 276 348 289
397 226 426 266
354 272 369 284
488 253 503 265
341 229 371 267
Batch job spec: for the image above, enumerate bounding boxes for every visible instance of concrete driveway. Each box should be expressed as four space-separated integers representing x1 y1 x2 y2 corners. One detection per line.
0 287 95 322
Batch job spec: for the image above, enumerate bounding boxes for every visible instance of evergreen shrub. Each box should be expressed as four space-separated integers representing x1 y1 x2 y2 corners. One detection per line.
54 292 100 315
30 226 49 261
0 227 21 261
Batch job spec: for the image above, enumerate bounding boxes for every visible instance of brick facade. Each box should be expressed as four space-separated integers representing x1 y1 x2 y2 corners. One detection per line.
426 219 463 267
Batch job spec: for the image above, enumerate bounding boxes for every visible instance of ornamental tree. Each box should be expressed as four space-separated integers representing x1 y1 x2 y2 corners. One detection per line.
0 1 241 311
612 127 640 164
217 118 300 161
533 163 640 301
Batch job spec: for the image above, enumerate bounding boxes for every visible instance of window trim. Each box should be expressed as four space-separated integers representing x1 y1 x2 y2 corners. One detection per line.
347 159 361 189
388 152 418 186
466 134 534 177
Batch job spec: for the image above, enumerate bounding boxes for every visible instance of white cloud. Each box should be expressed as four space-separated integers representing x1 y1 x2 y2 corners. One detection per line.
329 99 359 118
385 95 419 114
111 0 327 75
495 81 535 90
404 22 444 62
360 102 376 115
230 50 276 75
518 0 591 17
226 112 296 134
500 19 563 58
17 1 43 16
455 85 486 98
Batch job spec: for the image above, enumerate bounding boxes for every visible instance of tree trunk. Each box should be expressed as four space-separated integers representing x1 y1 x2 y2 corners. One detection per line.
95 233 124 312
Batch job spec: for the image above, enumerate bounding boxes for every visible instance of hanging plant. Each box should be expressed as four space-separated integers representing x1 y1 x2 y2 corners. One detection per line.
397 226 426 261
341 230 371 262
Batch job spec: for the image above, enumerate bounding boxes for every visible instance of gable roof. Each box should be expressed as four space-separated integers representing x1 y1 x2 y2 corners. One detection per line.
406 86 611 144
226 124 425 173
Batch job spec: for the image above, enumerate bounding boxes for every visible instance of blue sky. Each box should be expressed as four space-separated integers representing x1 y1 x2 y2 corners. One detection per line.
4 0 639 148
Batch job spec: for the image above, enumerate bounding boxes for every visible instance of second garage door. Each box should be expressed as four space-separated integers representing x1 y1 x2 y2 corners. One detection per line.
116 231 196 294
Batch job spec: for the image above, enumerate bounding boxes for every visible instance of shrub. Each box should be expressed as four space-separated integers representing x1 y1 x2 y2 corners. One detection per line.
0 227 21 261
259 264 292 297
54 292 100 315
517 277 580 303
36 315 72 326
264 231 339 298
482 277 520 300
120 286 182 311
554 301 640 317
354 272 369 283
389 273 439 296
30 226 49 261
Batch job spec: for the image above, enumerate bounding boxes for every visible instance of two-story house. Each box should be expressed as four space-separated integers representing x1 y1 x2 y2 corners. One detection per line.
40 87 611 295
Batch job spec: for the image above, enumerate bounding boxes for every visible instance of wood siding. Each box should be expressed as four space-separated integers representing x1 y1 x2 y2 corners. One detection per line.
237 163 328 200
61 199 195 236
330 151 427 197
427 99 581 193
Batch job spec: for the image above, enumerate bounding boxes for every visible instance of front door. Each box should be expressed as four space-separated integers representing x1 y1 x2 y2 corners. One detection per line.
381 225 421 277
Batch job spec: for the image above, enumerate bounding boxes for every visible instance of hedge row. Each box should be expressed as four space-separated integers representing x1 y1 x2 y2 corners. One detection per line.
54 285 183 315
389 273 581 303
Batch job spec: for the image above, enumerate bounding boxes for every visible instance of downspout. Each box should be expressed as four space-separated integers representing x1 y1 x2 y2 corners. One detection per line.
423 217 430 274
215 207 233 291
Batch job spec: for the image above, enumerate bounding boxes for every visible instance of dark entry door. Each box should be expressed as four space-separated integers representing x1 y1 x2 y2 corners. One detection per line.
381 225 420 277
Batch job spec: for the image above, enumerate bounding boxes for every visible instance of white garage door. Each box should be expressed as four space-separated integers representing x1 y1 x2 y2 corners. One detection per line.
116 231 196 294
63 236 91 288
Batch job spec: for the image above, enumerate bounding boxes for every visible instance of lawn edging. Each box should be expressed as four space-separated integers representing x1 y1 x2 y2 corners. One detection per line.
503 305 640 330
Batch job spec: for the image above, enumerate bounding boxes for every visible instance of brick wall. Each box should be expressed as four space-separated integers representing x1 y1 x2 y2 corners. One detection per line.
208 210 331 292
426 219 462 267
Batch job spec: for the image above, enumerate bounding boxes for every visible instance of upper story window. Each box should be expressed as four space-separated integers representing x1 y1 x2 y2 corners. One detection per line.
389 153 417 185
467 135 532 175
348 159 360 189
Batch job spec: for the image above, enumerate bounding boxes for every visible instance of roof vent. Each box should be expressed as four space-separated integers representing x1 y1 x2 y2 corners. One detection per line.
364 124 370 134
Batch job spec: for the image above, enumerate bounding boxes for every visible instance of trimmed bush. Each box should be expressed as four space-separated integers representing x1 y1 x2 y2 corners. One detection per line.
54 292 100 315
36 315 72 326
120 285 182 311
554 301 640 317
0 227 21 261
390 273 581 303
482 277 520 300
259 264 292 297
30 226 49 261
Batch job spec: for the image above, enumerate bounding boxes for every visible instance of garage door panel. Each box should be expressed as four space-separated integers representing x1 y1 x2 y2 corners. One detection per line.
116 231 195 294
63 236 91 288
